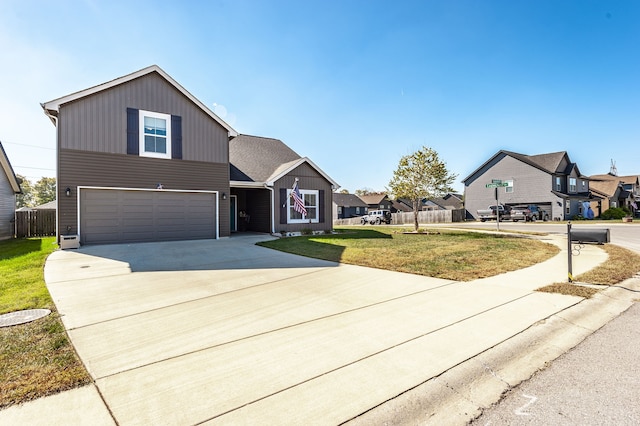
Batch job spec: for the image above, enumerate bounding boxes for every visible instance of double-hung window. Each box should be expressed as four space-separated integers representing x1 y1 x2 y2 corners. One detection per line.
555 177 562 191
140 110 171 159
287 189 319 223
569 177 577 193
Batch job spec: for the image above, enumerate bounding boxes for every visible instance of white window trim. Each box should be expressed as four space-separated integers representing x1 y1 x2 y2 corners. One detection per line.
569 177 577 193
287 189 319 223
505 180 514 193
140 110 171 159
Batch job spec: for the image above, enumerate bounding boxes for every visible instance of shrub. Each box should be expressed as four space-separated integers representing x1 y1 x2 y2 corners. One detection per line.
301 228 313 235
601 207 628 220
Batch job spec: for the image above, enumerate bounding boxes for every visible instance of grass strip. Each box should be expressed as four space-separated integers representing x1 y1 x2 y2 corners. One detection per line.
537 244 640 298
0 238 91 408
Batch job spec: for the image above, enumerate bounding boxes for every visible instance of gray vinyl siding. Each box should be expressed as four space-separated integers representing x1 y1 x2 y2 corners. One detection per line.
58 72 229 163
464 155 556 220
58 149 230 238
0 175 15 240
274 162 333 232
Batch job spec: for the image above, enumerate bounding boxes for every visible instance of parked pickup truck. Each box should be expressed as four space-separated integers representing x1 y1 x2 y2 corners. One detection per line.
477 205 511 222
511 204 549 222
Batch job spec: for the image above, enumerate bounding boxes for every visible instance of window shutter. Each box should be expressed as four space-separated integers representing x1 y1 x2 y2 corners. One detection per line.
171 115 182 159
280 188 287 224
319 190 325 223
126 108 139 155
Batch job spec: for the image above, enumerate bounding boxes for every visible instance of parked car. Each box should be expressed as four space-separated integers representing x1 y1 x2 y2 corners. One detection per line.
511 204 549 222
361 209 392 225
477 205 511 222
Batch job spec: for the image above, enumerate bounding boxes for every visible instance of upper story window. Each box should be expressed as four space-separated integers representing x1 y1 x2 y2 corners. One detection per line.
505 180 514 193
581 180 587 191
555 177 562 191
569 177 577 193
140 110 171 159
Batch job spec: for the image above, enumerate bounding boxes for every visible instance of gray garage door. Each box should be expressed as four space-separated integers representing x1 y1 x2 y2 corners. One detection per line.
80 188 217 245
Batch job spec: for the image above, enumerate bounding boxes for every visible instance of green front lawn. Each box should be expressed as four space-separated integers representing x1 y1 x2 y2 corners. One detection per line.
258 227 560 281
0 238 91 408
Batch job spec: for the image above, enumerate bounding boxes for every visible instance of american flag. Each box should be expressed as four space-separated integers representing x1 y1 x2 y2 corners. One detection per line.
291 180 307 216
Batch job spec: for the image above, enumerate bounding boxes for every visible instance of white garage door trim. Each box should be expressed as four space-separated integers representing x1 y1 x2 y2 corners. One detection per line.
77 186 219 244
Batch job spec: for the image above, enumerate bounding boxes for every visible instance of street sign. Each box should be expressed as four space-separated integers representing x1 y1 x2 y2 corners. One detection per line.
486 182 509 188
492 179 502 184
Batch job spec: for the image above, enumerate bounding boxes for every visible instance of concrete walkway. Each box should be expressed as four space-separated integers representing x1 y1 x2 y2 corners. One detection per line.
1 233 627 425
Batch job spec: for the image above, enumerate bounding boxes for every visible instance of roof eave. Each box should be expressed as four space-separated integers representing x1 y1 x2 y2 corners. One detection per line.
266 157 340 189
40 65 238 137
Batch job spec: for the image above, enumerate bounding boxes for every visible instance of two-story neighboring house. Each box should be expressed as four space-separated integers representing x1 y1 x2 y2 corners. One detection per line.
589 173 640 216
42 65 337 245
332 193 369 219
463 150 597 221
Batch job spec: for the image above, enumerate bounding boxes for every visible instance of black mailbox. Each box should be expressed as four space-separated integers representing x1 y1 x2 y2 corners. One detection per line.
570 228 610 244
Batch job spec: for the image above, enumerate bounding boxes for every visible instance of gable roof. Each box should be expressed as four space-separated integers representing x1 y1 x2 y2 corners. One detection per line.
332 193 368 207
229 134 339 188
463 150 578 183
358 193 390 205
41 65 238 137
0 141 21 193
590 174 640 186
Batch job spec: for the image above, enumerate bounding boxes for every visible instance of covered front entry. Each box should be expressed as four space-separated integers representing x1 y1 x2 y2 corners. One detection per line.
229 187 272 233
79 187 218 245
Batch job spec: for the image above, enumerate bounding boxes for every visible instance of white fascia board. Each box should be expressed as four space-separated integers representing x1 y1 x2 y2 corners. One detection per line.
266 157 340 189
230 181 268 189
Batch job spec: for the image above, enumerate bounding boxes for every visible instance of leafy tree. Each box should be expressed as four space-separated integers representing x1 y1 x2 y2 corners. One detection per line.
388 146 457 231
15 174 36 208
339 189 349 194
34 177 56 205
355 188 376 196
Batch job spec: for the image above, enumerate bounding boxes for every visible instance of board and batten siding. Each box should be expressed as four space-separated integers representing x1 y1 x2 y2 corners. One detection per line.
0 175 16 240
58 72 229 163
274 162 334 232
465 154 557 220
58 149 230 238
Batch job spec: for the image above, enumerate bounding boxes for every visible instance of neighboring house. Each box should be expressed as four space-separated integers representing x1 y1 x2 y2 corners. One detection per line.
229 134 338 234
17 200 57 212
463 150 598 221
333 193 369 219
0 141 21 240
41 65 338 245
359 193 392 211
390 198 413 213
589 174 639 216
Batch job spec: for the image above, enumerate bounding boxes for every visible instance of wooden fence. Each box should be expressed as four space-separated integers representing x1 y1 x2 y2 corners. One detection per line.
15 210 56 238
333 208 466 226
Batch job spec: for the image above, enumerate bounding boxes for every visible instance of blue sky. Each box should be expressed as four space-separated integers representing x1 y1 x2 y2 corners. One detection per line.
1 0 638 193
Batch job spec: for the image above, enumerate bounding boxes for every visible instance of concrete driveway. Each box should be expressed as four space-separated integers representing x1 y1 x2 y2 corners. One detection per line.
42 233 609 425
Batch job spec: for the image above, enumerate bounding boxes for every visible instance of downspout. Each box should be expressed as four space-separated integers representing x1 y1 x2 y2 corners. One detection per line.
42 107 60 243
264 184 275 234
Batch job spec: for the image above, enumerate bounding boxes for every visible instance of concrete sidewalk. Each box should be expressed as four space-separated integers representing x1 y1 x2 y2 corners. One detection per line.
2 233 632 425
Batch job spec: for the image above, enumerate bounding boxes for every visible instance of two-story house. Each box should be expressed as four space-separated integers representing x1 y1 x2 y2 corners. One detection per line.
463 150 598 221
589 173 640 216
42 65 337 245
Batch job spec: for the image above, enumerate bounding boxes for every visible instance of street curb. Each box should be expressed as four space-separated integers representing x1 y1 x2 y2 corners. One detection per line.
346 276 640 426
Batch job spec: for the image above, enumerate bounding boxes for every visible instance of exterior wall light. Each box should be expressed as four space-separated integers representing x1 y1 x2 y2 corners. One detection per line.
65 187 71 197
222 192 227 200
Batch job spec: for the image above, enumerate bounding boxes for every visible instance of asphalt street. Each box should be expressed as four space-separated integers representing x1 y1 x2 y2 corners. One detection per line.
471 302 640 425
450 221 640 425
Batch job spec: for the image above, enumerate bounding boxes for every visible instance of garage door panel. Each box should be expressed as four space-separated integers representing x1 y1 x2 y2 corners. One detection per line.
80 189 217 244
